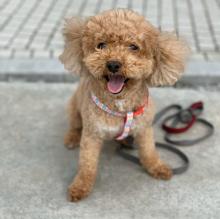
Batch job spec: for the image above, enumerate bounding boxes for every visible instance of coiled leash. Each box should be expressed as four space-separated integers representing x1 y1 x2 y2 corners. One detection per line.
117 101 214 175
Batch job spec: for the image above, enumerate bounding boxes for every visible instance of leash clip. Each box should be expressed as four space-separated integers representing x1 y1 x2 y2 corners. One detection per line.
179 101 203 123
179 109 193 123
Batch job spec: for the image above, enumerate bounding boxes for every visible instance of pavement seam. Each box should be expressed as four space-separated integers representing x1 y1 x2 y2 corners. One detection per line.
6 0 41 49
25 0 58 50
187 0 200 52
0 0 11 11
0 0 24 32
201 0 219 52
45 0 72 49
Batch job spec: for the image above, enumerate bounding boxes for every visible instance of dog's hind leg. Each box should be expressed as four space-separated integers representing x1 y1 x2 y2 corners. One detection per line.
135 127 173 180
64 94 82 149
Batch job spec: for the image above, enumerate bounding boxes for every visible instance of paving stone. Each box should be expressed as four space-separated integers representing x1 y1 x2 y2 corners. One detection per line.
190 52 206 61
0 49 12 58
13 49 31 58
207 52 220 61
33 50 51 58
30 44 45 50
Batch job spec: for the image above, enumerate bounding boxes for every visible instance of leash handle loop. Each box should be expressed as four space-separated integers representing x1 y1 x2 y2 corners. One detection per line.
162 101 204 134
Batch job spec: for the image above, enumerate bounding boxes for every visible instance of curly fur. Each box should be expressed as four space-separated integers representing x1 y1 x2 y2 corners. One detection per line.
59 9 190 202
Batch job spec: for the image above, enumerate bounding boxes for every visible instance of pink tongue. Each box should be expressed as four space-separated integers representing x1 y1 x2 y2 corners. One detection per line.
107 75 125 94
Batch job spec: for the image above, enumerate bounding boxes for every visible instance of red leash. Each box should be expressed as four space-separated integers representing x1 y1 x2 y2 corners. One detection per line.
162 101 203 134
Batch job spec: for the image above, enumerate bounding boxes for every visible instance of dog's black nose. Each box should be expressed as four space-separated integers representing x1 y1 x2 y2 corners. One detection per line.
106 60 122 73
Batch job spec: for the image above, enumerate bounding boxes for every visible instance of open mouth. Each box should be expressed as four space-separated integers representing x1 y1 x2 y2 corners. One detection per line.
104 75 129 94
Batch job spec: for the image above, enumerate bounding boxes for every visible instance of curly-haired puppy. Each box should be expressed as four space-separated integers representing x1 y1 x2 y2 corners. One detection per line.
59 9 189 201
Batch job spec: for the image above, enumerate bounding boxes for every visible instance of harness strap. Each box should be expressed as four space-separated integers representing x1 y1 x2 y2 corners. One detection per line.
116 112 134 140
91 92 147 140
91 93 124 117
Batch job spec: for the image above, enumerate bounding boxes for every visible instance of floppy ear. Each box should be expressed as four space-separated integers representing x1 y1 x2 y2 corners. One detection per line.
147 32 190 86
59 17 87 75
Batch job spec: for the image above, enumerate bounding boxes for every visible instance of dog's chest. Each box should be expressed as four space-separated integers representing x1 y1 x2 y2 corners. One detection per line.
92 99 146 139
114 99 126 111
94 114 144 139
95 117 143 139
95 119 122 139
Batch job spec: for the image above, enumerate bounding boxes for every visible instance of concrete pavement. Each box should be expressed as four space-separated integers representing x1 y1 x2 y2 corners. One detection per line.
0 82 219 219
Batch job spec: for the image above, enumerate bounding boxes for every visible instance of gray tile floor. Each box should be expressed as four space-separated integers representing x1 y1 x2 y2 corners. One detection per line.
0 0 220 60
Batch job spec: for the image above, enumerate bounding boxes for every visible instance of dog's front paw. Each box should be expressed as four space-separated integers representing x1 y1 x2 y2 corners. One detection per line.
68 182 91 202
64 130 81 149
148 163 173 180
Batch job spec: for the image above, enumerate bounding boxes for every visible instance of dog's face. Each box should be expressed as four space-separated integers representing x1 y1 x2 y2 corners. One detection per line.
82 10 156 95
60 9 189 95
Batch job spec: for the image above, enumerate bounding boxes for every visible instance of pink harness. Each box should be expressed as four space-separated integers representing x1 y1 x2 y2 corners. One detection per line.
91 93 148 140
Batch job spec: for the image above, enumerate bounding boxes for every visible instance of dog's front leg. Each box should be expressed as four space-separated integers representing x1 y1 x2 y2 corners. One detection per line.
68 130 103 202
135 127 172 180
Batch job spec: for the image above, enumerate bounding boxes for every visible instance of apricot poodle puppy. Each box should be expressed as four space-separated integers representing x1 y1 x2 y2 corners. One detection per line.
60 9 189 201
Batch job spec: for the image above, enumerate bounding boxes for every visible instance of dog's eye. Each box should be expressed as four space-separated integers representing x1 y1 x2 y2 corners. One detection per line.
97 42 107 49
129 44 139 51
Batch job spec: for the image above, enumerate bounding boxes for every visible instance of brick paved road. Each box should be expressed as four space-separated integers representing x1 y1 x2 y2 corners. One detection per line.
0 0 220 80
